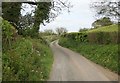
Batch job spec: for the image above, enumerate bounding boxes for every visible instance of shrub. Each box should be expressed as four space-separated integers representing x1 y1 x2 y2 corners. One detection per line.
59 37 119 74
62 31 119 44
2 19 18 51
2 19 53 81
87 32 118 44
3 37 53 81
62 32 88 43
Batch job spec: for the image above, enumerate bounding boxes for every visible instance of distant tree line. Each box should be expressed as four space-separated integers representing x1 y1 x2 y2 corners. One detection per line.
56 27 68 35
41 27 68 36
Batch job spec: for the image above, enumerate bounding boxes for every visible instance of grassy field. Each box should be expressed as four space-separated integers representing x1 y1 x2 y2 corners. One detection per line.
87 24 118 33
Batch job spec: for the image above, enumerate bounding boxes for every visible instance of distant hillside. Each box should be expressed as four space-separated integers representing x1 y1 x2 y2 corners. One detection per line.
87 24 118 33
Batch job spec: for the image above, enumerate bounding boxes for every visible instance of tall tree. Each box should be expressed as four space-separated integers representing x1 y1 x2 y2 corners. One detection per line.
33 2 52 34
91 0 119 21
2 1 72 36
18 13 34 35
2 2 22 28
33 0 72 35
56 27 68 35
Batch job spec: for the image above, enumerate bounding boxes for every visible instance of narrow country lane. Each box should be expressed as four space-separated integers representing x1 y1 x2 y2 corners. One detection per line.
49 40 118 81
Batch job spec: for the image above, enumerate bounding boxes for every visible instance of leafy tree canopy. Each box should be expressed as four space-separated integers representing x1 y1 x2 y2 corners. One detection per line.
92 17 113 28
2 0 72 37
90 0 119 22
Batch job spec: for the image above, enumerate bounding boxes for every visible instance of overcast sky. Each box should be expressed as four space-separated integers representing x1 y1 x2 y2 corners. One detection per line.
21 0 98 32
40 0 97 32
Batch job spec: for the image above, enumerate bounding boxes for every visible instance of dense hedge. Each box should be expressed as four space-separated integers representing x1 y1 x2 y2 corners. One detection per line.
87 32 119 44
59 37 119 74
62 31 119 44
60 25 119 74
62 32 88 43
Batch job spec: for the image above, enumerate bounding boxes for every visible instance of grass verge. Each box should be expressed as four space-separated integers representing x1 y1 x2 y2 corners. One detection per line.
59 37 119 74
3 37 53 81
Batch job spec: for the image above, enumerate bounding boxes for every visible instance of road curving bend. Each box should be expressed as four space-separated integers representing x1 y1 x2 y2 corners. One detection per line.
49 40 118 81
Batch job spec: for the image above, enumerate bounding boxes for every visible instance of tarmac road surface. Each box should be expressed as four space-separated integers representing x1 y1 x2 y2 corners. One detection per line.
49 40 118 81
